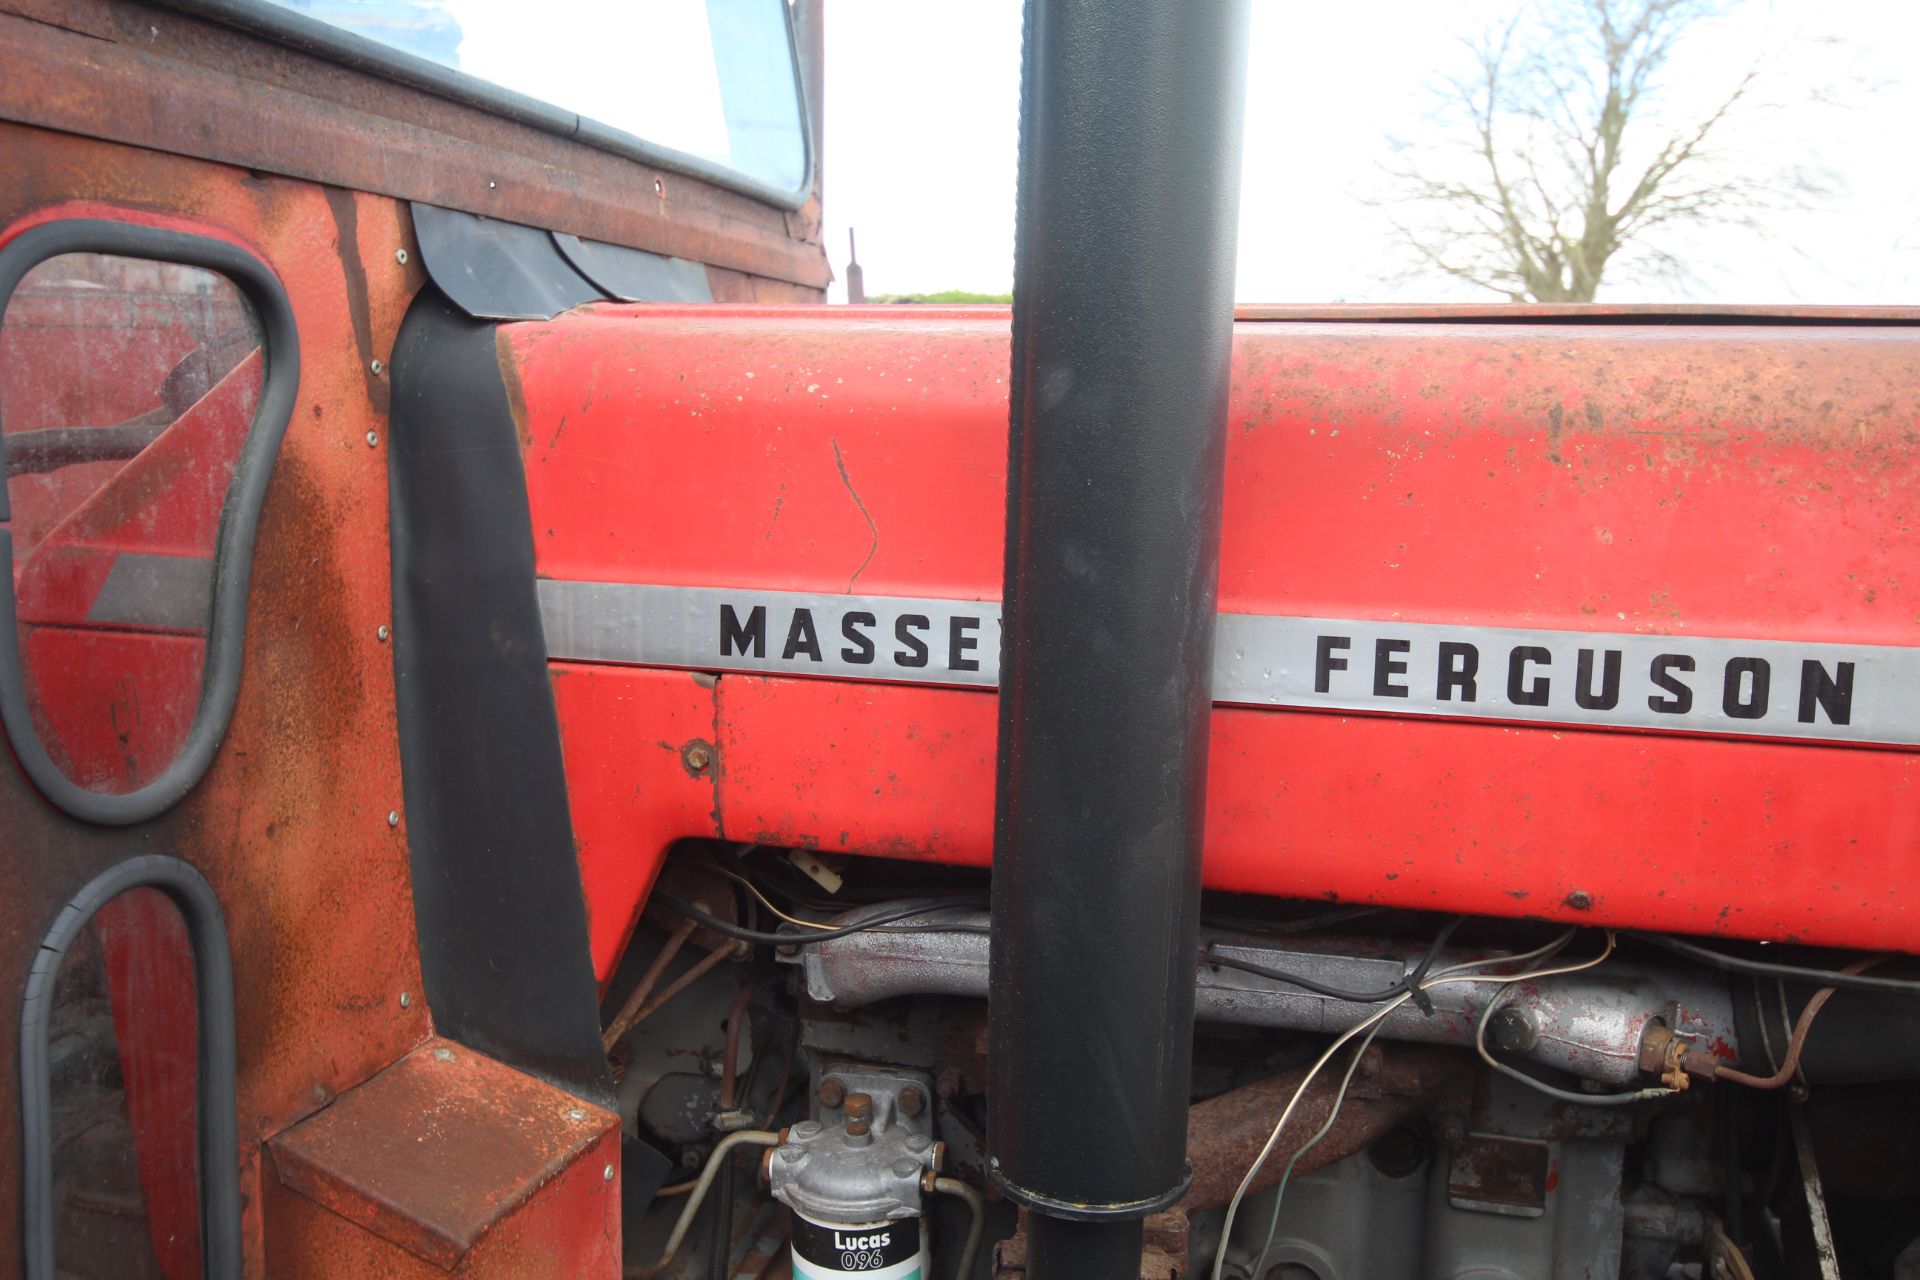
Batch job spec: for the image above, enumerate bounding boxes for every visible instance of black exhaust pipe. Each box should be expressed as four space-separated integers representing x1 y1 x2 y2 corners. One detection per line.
987 0 1251 1275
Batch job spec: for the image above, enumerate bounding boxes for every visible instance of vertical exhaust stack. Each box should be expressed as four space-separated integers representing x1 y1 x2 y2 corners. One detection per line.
987 0 1251 1275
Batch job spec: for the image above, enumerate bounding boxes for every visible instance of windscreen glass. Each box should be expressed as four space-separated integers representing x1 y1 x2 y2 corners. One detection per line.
263 0 808 194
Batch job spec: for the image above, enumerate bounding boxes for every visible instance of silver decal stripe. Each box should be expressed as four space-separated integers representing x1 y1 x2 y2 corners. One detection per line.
86 553 214 632
535 580 1920 746
537 581 1000 689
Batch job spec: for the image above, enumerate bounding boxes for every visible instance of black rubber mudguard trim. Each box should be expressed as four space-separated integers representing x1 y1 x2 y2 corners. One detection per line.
411 206 717 321
552 233 713 304
410 204 603 322
18 854 240 1280
386 288 613 1104
0 218 299 826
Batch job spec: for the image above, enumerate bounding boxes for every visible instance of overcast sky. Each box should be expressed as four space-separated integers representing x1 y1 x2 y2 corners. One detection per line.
821 0 1920 305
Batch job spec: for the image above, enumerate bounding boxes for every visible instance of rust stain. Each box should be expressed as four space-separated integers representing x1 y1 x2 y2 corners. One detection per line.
679 736 715 779
831 437 880 593
320 184 390 419
0 126 432 1273
497 329 534 450
266 1037 618 1270
1180 1043 1471 1213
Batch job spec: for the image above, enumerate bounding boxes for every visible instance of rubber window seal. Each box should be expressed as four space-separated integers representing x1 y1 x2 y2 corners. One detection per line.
18 854 241 1280
0 218 300 826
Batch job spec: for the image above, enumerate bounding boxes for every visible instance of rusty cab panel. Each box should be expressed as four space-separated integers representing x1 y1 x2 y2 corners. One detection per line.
0 1 826 1276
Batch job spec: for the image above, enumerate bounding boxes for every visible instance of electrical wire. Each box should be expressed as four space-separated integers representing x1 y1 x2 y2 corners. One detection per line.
1629 931 1920 997
653 892 988 946
1213 931 1572 1279
1200 905 1385 936
1249 1010 1392 1271
1712 956 1887 1088
1203 916 1465 1009
704 864 840 931
1709 1216 1759 1280
1211 928 1656 1280
1472 932 1681 1108
737 844 1378 940
708 862 996 939
730 841 984 916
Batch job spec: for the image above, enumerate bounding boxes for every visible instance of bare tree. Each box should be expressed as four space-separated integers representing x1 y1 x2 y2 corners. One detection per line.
1380 0 1834 302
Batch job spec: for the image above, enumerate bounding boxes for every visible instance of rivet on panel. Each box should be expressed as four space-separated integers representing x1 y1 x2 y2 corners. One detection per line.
377 625 391 641
387 811 400 828
366 430 380 447
567 1108 587 1122
399 991 412 1009
370 358 385 375
602 1163 615 1182
432 1047 454 1061
395 248 409 265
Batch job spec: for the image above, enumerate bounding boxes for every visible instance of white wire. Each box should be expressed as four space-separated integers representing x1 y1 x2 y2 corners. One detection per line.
704 864 840 930
1207 1000 1404 1280
1209 928 1632 1280
1474 966 1681 1108
1248 1013 1391 1269
1253 931 1675 1268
